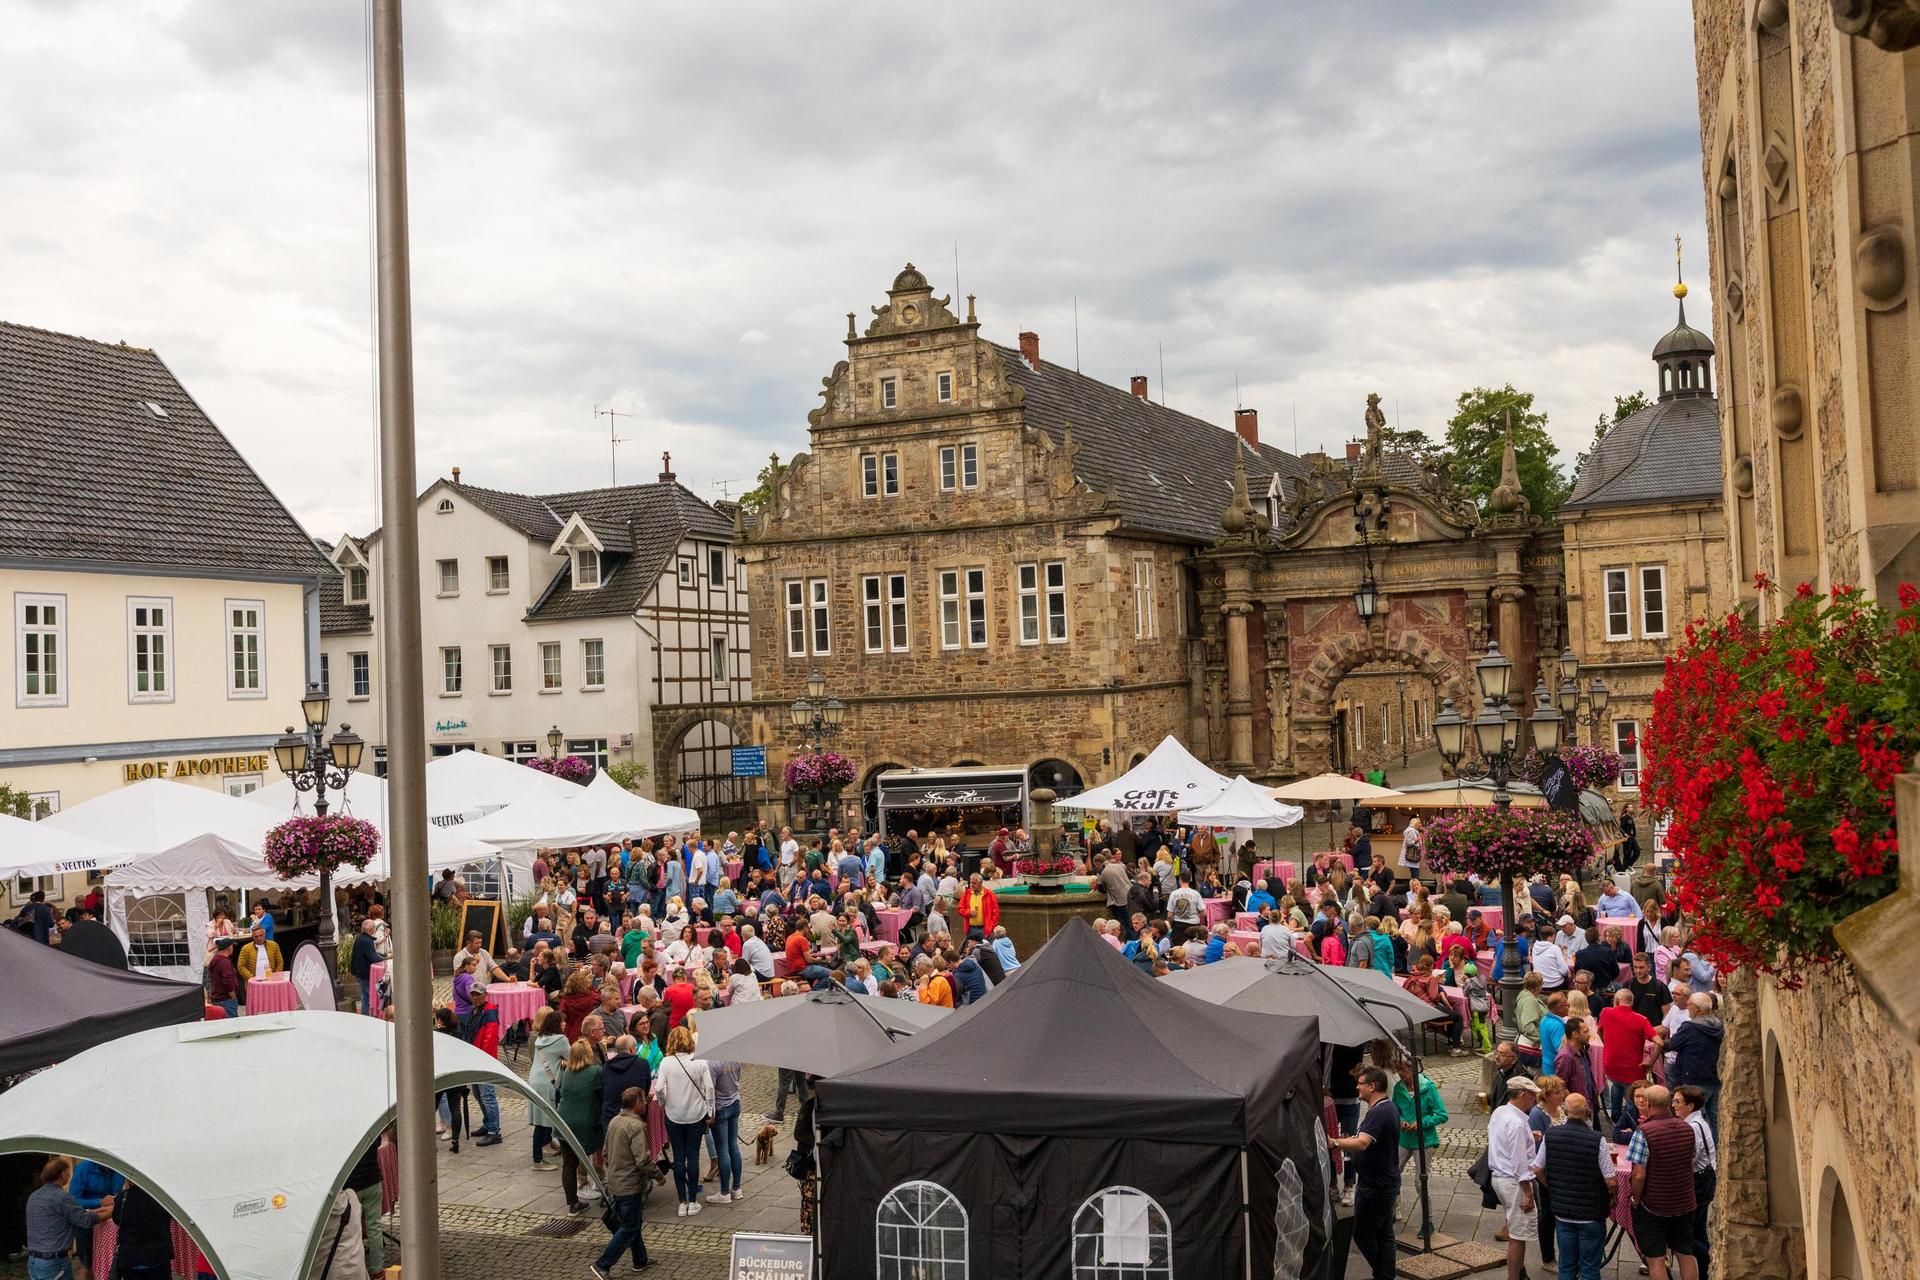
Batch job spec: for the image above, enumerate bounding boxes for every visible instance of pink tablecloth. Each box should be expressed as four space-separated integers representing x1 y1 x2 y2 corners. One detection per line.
1234 912 1260 932
874 908 912 943
1473 907 1503 931
245 973 298 1015
488 982 546 1028
1395 974 1469 1026
1251 861 1291 888
725 859 744 881
368 961 387 1015
1202 898 1233 928
1599 915 1639 935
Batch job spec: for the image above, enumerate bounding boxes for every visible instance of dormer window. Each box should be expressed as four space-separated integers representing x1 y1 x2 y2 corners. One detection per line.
346 566 368 605
436 498 454 514
576 548 601 588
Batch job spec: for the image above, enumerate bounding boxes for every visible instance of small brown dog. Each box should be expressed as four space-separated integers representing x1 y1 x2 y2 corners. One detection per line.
753 1123 780 1165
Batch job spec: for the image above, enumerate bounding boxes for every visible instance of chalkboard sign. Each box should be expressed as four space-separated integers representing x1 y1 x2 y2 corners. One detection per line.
459 899 506 956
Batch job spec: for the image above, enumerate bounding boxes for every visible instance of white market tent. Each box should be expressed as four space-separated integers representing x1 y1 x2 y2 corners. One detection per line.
1053 735 1233 813
0 1012 595 1280
242 773 518 879
1176 775 1306 830
0 813 137 879
457 770 698 854
43 779 279 855
421 749 579 822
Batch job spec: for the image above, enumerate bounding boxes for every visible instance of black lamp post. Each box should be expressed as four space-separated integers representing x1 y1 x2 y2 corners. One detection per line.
787 669 845 830
1554 647 1611 747
1430 644 1564 1042
271 684 367 986
547 724 564 759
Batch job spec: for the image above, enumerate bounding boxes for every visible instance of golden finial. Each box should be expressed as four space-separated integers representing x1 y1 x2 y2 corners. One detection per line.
1673 233 1688 299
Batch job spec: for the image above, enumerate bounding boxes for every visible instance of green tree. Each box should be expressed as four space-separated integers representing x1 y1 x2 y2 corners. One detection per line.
607 760 649 792
1572 390 1651 485
734 455 778 522
1443 385 1570 519
0 784 36 820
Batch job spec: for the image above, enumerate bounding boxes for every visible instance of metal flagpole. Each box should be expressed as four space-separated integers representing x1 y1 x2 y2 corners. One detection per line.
370 2 441 1275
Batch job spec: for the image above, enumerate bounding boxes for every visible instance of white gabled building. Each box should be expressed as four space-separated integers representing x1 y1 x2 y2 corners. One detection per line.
320 456 754 823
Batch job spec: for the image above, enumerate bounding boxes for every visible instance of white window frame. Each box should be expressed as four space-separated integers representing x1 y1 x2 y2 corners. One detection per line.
882 451 900 497
785 580 807 656
225 599 265 700
1639 564 1668 639
435 497 454 514
965 567 987 648
863 576 887 653
959 443 979 490
566 737 610 773
318 652 331 696
1353 704 1366 749
487 555 510 593
1018 564 1041 645
489 643 512 693
346 565 369 605
1071 1186 1172 1278
862 454 880 499
876 1180 969 1280
1133 559 1157 639
26 791 59 821
540 641 563 691
1614 719 1642 791
350 651 371 699
939 570 963 650
1044 560 1068 643
582 639 606 690
678 558 694 587
127 596 173 704
576 548 602 589
887 572 909 651
808 578 831 655
711 634 729 683
880 377 898 409
708 547 726 586
441 646 463 695
936 370 953 402
939 445 958 492
1603 568 1631 641
224 774 262 798
125 894 192 969
502 740 539 763
437 559 459 595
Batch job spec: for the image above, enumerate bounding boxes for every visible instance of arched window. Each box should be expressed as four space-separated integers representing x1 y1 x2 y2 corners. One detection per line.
876 1180 968 1279
126 893 190 968
1072 1186 1172 1279
436 497 454 514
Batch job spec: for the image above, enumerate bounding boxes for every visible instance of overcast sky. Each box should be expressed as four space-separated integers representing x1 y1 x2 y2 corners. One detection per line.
2 2 1709 537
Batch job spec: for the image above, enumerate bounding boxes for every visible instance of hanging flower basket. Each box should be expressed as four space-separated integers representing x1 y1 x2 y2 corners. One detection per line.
262 814 381 880
1644 577 1918 983
525 754 595 784
1518 745 1623 791
783 751 856 793
1422 807 1598 884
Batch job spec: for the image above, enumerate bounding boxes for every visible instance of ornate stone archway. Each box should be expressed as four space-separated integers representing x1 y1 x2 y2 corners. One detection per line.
1290 623 1468 777
650 707 755 824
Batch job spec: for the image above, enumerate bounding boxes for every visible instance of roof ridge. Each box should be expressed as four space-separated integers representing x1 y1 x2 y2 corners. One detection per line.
0 319 155 356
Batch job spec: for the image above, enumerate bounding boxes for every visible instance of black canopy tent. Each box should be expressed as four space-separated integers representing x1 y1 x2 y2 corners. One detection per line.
815 919 1329 1279
0 927 204 1078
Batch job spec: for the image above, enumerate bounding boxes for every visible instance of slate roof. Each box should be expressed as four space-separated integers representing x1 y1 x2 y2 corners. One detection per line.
314 540 373 636
525 481 734 621
450 482 565 543
994 344 1310 543
0 322 331 580
1562 393 1723 510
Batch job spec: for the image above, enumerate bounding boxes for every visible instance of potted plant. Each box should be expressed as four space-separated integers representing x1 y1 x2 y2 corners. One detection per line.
525 754 595 784
1011 854 1079 892
429 901 462 974
1644 578 1918 982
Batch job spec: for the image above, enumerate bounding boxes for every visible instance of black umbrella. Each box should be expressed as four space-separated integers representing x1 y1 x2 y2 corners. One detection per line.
689 986 949 1077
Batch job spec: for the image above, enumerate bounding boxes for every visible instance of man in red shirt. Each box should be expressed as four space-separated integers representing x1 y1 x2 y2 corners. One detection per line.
1597 987 1656 1119
661 969 698 1028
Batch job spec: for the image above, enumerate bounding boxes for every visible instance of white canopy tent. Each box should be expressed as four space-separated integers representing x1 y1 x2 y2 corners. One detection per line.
570 770 700 837
1052 735 1233 814
1177 776 1306 829
459 782 636 854
43 779 279 856
243 773 524 882
422 749 579 823
0 813 137 879
0 1012 595 1280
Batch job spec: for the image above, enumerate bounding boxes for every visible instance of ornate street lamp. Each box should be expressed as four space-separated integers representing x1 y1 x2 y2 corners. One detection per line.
271 683 367 982
1554 648 1611 745
1352 576 1380 622
546 724 564 759
1431 643 1534 1041
788 669 846 829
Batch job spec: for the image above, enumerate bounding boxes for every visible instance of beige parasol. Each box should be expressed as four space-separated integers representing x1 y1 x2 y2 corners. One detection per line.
1265 773 1407 880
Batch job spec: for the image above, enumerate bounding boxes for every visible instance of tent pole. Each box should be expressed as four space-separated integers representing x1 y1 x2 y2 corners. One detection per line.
1240 1147 1253 1280
369 2 441 1276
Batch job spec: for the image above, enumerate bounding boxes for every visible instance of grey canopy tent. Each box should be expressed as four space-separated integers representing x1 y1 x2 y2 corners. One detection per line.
814 919 1330 1279
0 926 202 1078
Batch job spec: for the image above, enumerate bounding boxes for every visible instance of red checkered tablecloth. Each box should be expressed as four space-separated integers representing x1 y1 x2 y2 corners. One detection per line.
244 973 298 1015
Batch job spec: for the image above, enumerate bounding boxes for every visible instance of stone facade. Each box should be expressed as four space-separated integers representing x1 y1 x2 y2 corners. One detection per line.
739 266 1249 824
1692 3 1920 1276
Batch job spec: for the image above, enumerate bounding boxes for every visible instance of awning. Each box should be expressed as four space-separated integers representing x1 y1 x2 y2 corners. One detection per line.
879 780 1024 808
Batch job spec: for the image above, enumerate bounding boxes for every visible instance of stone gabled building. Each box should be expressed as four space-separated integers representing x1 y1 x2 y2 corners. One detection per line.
739 265 1308 824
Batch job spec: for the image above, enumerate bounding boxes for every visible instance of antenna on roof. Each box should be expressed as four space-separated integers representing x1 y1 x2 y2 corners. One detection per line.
1157 340 1166 407
595 405 633 486
1073 295 1081 372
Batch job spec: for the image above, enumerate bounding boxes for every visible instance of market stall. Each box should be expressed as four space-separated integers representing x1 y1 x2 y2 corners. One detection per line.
872 765 1026 855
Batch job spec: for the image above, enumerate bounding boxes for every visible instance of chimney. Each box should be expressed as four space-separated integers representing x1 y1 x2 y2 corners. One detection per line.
1234 408 1259 448
1130 375 1150 400
451 466 462 485
1019 331 1040 367
659 451 676 484
1346 440 1362 462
